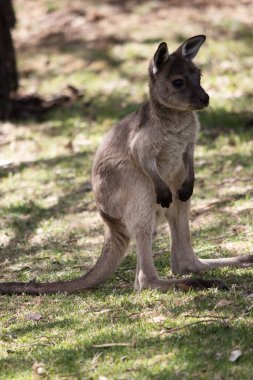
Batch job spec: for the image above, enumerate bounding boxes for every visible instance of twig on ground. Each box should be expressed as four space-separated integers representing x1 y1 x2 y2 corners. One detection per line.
159 319 226 335
92 342 133 348
153 250 170 258
184 314 228 319
12 342 55 348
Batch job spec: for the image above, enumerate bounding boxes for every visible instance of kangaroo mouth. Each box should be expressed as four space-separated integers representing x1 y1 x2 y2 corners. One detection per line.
190 94 209 110
190 103 209 111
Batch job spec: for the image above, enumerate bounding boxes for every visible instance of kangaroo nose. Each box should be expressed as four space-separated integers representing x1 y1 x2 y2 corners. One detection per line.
200 93 209 106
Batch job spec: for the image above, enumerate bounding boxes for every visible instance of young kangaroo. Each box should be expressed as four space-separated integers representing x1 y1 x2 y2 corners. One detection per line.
0 35 252 295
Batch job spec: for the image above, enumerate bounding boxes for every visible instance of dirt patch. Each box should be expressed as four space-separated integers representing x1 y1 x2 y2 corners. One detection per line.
14 0 253 54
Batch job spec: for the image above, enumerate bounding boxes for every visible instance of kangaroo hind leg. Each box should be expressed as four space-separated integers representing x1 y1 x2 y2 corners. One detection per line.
166 198 253 274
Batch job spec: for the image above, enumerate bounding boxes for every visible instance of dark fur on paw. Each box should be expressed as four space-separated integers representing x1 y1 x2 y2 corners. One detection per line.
176 278 229 291
156 185 172 208
194 278 229 290
238 255 253 265
177 180 194 202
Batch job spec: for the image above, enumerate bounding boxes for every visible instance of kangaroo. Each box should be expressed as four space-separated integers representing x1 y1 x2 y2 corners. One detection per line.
0 35 252 295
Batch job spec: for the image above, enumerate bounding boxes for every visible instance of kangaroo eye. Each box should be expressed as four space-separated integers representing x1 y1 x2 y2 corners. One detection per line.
172 79 184 89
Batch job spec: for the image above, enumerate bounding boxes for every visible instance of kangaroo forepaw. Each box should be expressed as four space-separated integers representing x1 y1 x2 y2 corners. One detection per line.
176 278 229 291
176 181 193 202
156 185 173 208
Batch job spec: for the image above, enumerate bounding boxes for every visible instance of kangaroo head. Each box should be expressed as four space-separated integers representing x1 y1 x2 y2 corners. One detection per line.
149 35 209 111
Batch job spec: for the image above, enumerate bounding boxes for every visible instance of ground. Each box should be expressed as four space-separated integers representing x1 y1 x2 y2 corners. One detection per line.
0 0 253 379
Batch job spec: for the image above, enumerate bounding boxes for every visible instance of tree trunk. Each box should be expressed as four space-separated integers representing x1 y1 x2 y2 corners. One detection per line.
0 0 18 120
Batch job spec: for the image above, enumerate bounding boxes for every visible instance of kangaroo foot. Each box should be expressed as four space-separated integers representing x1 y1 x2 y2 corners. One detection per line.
172 254 253 275
136 277 228 292
175 278 229 291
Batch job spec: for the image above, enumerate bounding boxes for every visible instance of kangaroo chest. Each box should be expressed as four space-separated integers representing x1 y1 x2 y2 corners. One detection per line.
156 125 197 177
156 137 185 175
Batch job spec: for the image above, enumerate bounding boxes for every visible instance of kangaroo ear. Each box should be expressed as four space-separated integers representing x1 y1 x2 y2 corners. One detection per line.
152 42 169 74
177 35 206 60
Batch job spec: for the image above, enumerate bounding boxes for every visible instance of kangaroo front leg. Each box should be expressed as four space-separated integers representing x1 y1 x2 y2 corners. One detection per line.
130 131 172 209
177 143 195 202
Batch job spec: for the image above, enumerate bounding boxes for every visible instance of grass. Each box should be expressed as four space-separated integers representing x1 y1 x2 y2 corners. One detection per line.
0 0 253 378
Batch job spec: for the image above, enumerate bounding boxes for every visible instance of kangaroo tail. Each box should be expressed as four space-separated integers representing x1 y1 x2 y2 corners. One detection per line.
0 212 130 295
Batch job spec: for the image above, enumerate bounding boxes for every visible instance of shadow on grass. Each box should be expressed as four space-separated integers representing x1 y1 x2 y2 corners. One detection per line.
0 151 91 179
199 106 253 147
10 90 140 136
2 316 253 378
10 93 253 149
0 184 93 264
191 189 253 219
0 149 97 267
1 159 252 276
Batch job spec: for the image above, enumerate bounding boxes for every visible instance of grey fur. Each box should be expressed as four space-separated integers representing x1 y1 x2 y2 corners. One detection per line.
0 35 252 295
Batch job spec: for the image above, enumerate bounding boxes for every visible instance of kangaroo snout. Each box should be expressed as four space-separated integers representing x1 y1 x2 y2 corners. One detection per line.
192 90 209 110
199 92 209 107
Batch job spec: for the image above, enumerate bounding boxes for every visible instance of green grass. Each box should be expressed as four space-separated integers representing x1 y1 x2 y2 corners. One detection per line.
0 0 253 378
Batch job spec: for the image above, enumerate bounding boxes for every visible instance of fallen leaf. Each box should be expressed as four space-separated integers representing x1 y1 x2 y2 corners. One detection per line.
148 315 166 323
32 361 46 375
94 308 112 315
92 343 132 348
0 159 13 167
26 312 43 321
229 349 242 362
151 329 167 337
216 352 222 359
129 312 139 320
214 299 233 309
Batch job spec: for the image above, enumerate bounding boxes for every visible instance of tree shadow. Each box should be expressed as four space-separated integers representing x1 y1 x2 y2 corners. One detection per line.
0 150 96 265
0 151 90 179
191 186 253 220
199 106 253 147
8 87 141 133
1 315 253 378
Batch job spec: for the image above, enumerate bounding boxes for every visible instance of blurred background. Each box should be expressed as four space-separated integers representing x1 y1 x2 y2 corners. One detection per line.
1 0 253 151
